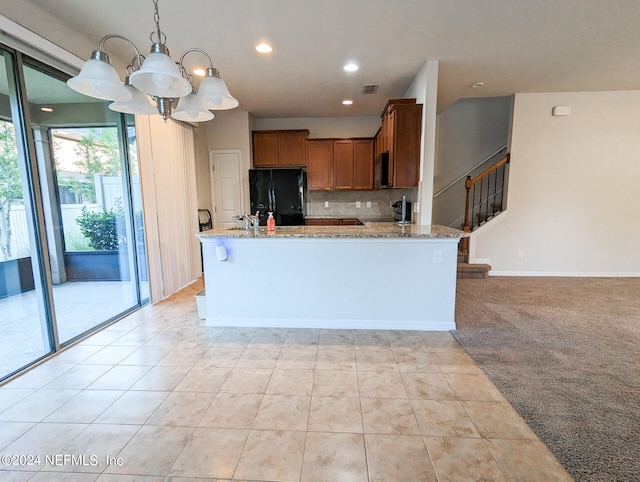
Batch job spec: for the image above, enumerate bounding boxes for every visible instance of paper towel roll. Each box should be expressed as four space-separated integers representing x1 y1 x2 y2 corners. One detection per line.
216 245 228 261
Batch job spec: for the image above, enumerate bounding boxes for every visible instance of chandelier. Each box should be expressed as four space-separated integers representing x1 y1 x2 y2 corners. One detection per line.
66 0 238 122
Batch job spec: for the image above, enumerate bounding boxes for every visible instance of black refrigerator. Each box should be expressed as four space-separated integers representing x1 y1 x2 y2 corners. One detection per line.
249 169 307 225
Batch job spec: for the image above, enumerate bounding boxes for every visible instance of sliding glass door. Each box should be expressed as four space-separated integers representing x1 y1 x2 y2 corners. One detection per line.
0 45 148 381
0 50 54 377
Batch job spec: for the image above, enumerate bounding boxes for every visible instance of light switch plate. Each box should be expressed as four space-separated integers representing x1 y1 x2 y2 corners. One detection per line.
356 201 361 208
366 201 372 208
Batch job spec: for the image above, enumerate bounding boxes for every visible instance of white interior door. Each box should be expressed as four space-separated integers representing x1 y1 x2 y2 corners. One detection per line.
209 150 244 228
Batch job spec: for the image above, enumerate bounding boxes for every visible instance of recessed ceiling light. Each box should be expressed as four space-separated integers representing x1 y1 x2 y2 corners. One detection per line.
256 42 273 54
193 68 206 77
344 63 359 72
342 99 354 105
40 107 53 112
472 82 484 88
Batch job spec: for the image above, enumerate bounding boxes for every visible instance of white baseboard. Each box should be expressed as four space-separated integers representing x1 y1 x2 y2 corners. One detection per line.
206 317 456 331
490 271 640 277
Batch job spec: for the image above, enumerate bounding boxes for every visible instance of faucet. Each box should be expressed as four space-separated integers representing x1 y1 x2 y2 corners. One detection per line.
235 212 260 232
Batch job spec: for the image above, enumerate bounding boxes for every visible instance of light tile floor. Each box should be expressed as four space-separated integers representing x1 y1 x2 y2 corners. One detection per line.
0 280 572 481
0 280 147 377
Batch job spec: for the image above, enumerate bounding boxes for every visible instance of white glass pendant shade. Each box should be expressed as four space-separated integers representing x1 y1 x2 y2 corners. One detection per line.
129 51 192 98
67 58 131 101
196 73 239 110
109 82 157 115
171 94 214 122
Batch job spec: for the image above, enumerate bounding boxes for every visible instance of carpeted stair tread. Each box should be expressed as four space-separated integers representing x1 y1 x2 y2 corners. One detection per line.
457 262 491 279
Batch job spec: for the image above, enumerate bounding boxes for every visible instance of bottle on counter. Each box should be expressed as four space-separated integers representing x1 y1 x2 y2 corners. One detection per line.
267 212 276 232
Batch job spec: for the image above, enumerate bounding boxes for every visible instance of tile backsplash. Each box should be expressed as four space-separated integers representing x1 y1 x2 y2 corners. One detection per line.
306 189 417 220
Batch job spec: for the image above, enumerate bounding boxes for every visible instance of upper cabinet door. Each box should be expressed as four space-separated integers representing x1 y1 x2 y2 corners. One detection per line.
392 104 422 188
380 99 422 188
307 140 332 190
252 130 309 168
279 131 308 166
332 140 354 190
252 132 279 167
353 139 374 190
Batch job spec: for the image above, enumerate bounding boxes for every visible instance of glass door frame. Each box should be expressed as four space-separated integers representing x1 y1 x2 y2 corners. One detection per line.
1 44 148 382
4 46 59 358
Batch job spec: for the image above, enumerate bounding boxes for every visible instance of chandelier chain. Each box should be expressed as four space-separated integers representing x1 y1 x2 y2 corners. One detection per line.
151 0 166 45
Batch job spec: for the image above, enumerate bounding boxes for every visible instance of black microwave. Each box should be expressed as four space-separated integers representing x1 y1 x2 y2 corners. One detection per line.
373 152 391 189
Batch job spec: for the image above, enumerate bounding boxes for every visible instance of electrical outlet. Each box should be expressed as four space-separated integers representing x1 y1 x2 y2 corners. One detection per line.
517 249 524 259
366 201 372 208
432 250 443 264
356 201 361 208
324 201 329 208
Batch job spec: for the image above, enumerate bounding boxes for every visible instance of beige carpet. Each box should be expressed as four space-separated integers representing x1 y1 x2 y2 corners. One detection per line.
452 277 640 482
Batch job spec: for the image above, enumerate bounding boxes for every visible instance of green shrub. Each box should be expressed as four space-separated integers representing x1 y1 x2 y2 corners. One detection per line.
76 206 125 251
64 231 93 251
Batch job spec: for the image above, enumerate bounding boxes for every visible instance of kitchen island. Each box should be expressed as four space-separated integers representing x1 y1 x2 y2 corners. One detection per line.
197 223 465 331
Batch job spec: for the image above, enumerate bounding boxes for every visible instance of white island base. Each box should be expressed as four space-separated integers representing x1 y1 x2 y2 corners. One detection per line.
200 230 461 331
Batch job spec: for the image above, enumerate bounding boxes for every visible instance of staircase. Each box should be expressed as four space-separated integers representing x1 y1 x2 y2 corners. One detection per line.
457 249 491 279
459 152 510 255
456 151 510 279
433 147 509 279
475 202 502 225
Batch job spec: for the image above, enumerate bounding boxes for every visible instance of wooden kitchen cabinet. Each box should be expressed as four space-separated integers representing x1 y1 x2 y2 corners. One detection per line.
332 140 354 190
252 131 279 167
279 130 308 166
374 127 382 159
353 139 374 190
307 138 374 191
252 130 309 167
379 99 422 188
305 218 340 226
307 139 332 190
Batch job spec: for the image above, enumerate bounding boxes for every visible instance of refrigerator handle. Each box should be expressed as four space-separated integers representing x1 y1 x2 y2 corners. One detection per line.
267 185 271 212
271 182 277 213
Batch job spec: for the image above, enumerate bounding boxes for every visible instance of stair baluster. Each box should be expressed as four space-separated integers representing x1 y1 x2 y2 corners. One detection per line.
460 153 510 255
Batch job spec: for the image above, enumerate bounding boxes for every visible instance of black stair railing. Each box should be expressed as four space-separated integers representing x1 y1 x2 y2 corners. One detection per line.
460 153 510 254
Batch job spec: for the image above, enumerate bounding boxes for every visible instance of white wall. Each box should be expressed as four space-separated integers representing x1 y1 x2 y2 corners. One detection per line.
0 8 89 71
472 90 640 276
193 126 212 214
205 110 252 213
404 60 439 225
253 116 380 138
432 96 512 226
434 96 512 191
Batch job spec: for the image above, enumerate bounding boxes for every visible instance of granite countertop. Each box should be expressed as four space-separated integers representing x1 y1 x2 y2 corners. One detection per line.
198 222 466 239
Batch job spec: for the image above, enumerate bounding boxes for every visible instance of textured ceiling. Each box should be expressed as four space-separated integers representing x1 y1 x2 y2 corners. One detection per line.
17 0 640 117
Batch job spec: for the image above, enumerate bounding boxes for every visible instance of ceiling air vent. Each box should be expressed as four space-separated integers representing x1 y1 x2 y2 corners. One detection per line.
362 84 378 94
